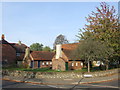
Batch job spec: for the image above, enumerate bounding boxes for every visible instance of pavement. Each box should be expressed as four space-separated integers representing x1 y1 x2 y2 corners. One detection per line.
2 73 119 85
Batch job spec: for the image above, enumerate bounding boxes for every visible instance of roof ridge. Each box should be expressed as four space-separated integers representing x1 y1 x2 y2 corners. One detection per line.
62 43 79 45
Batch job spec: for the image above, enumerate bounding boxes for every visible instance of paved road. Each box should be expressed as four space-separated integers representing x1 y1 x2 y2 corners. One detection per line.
53 79 119 89
2 79 119 90
2 80 55 88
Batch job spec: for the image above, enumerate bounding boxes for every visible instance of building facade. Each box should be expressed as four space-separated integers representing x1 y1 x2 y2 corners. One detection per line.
0 34 27 67
52 43 84 71
22 47 55 69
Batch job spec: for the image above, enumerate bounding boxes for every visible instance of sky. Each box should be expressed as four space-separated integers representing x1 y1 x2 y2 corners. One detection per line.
1 1 118 48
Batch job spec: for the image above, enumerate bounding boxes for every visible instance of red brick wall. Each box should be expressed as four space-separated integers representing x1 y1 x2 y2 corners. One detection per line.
40 61 52 68
34 61 38 68
33 60 52 68
68 61 83 70
52 51 83 71
52 57 65 71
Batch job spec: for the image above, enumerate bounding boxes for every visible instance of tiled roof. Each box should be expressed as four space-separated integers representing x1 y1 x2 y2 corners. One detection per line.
62 43 80 60
31 51 55 60
0 44 16 62
62 43 79 50
11 43 27 53
0 38 27 53
0 39 10 44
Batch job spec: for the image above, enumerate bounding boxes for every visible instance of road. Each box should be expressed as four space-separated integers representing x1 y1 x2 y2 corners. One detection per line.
2 80 55 88
2 79 119 90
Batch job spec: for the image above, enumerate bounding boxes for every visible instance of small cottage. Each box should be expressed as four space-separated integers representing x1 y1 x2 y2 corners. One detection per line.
52 43 84 71
0 34 27 67
0 35 16 67
22 47 55 69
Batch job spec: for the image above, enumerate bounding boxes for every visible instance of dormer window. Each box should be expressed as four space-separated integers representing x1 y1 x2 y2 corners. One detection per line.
16 53 20 56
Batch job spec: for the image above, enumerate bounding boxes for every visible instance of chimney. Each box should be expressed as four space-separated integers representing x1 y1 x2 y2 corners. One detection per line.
18 40 22 45
23 47 30 60
55 44 62 59
1 34 5 40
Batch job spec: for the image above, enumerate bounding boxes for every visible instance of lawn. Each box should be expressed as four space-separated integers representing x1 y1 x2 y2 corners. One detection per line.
2 66 118 72
2 67 63 72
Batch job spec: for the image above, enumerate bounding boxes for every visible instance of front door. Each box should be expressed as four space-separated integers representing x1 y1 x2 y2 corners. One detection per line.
38 61 40 68
31 61 34 68
65 62 68 71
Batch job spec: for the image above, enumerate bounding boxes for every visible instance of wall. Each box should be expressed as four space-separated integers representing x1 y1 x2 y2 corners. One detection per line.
2 68 119 79
68 61 83 70
52 57 65 71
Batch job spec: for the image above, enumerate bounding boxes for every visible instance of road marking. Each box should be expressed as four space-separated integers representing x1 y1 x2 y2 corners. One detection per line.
64 79 73 80
47 85 58 88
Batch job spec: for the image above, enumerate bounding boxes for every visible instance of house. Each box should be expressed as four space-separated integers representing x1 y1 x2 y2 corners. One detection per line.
22 47 55 69
0 35 16 67
10 41 27 66
52 43 84 71
0 34 27 67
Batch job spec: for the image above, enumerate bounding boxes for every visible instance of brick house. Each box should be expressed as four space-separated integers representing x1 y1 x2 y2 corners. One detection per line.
0 34 27 67
52 43 84 71
22 47 55 68
0 35 16 67
10 41 27 65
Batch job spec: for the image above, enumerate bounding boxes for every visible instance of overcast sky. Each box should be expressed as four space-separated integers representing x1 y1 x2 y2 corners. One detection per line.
1 1 118 48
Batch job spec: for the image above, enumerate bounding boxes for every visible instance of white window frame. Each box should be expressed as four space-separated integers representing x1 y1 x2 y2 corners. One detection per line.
76 63 78 66
16 53 20 56
81 62 83 66
72 63 74 66
42 62 45 65
50 62 52 65
46 62 49 65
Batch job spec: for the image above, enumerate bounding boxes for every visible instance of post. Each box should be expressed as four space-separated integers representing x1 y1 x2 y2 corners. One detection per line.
88 60 90 72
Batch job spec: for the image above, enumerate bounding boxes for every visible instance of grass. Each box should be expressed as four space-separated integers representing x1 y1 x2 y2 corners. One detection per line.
2 67 65 72
2 66 119 72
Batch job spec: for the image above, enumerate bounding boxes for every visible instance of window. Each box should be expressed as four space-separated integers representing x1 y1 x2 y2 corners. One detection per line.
46 62 49 65
16 53 20 56
81 62 83 66
50 62 52 65
72 63 74 66
76 63 78 66
42 62 44 65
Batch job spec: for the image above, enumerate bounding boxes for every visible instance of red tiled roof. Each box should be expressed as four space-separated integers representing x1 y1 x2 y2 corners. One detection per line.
62 43 80 60
0 44 16 62
31 51 55 60
62 43 79 50
10 43 27 53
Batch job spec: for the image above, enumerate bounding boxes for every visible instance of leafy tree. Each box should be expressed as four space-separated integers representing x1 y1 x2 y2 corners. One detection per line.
30 43 43 51
43 46 52 52
77 2 120 66
72 38 114 72
53 34 69 49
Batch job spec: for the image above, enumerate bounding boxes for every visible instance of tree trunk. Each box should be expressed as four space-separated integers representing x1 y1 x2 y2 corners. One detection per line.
106 59 109 70
88 60 90 72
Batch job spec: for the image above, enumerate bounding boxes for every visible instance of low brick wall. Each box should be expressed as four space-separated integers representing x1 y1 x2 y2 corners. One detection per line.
2 68 119 79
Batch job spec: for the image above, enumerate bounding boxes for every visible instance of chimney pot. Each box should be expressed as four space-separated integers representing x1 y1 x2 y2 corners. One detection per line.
1 34 5 40
18 40 22 45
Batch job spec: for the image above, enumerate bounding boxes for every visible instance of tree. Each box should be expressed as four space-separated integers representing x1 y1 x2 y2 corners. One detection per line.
53 34 69 49
72 38 114 72
77 2 120 67
43 46 52 52
30 43 43 51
